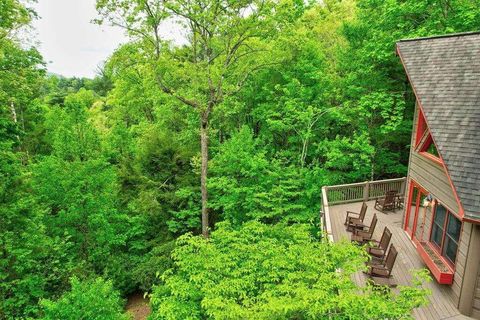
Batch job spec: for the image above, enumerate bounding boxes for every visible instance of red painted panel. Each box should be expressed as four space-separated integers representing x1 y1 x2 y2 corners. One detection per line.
416 109 427 147
415 239 454 285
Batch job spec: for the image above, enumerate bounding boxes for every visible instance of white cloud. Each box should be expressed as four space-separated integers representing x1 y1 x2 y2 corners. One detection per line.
32 1 187 78
32 0 127 78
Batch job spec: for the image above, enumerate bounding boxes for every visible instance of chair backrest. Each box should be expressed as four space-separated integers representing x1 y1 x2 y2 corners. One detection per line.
385 190 397 203
379 227 392 250
359 202 368 220
367 214 378 236
385 245 398 276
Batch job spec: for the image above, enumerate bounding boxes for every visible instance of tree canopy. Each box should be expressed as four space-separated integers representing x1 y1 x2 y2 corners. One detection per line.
2 0 479 318
150 221 430 319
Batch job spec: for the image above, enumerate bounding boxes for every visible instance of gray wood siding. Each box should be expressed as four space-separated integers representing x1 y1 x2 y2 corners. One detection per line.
409 152 460 214
472 268 480 318
407 105 459 215
452 222 471 307
463 224 480 319
406 105 469 309
471 275 480 315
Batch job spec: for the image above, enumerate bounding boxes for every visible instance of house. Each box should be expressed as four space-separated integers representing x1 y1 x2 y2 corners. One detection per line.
396 32 480 318
320 32 480 319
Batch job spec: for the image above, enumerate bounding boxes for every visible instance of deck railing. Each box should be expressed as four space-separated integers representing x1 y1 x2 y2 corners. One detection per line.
320 177 406 242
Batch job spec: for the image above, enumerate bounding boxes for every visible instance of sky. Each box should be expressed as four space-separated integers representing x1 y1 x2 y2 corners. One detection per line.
32 0 127 78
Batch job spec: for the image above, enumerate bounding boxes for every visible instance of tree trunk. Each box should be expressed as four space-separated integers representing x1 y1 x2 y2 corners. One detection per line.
10 102 17 123
200 116 209 238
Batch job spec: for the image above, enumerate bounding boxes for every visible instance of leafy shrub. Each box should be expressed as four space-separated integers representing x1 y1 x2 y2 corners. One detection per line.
40 277 129 320
150 221 430 319
210 127 319 225
132 241 175 292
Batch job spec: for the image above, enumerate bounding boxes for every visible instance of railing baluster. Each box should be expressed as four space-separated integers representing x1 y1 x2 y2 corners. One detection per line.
322 177 406 205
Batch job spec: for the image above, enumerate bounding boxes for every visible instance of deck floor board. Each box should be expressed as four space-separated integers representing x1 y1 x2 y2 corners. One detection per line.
328 200 475 320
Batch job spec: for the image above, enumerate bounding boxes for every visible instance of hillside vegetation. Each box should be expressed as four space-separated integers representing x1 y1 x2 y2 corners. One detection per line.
1 0 479 319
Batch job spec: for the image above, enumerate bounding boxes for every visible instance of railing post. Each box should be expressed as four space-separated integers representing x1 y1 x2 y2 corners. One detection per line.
321 186 333 242
400 177 407 195
363 181 370 202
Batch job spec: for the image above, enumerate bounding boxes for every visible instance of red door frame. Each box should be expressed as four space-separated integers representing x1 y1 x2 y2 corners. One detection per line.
404 180 428 239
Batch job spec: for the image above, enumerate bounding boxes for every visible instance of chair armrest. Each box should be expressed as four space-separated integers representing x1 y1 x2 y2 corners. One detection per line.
371 265 387 273
362 226 371 233
346 211 360 218
356 230 370 238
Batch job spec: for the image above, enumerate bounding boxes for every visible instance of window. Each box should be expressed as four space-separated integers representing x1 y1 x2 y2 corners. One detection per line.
431 205 446 247
419 136 440 158
424 139 439 157
415 110 441 162
415 110 428 147
444 214 461 263
430 203 461 264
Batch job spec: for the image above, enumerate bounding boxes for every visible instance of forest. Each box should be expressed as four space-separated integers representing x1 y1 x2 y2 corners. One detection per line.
1 0 480 319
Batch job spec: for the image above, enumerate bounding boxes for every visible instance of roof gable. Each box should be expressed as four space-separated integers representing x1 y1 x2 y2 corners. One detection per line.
397 32 480 220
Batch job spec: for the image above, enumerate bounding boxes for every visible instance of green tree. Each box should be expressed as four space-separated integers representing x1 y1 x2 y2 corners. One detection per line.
337 0 480 180
95 0 302 237
0 0 32 40
0 111 49 319
32 90 130 279
0 15 45 157
0 1 51 318
209 127 316 225
40 277 129 320
150 221 430 319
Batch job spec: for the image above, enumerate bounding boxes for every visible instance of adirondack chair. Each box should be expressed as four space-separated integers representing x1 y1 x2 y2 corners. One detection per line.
351 214 377 244
374 190 397 213
366 227 392 260
365 245 398 278
344 202 368 231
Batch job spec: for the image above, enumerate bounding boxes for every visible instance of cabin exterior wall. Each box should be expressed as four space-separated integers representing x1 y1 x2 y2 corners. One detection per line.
404 104 480 315
408 105 459 214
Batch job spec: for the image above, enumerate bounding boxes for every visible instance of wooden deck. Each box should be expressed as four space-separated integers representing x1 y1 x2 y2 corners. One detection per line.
329 200 474 320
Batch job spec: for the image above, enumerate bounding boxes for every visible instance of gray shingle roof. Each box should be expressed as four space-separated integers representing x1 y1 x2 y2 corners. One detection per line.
397 32 480 220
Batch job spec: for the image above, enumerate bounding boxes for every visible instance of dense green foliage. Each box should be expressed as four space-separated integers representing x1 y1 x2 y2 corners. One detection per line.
40 277 129 320
1 0 479 318
150 222 430 319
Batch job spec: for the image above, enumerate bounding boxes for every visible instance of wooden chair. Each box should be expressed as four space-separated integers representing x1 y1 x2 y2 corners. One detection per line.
374 190 397 213
366 227 392 260
396 194 405 209
365 245 398 278
368 276 398 288
351 214 377 244
344 202 367 231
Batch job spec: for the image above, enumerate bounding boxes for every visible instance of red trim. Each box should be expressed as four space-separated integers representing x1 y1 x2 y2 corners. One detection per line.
404 181 415 236
462 216 480 224
404 180 428 239
419 151 443 166
414 239 454 284
418 135 443 164
427 200 462 269
405 179 463 281
397 47 465 219
415 109 428 147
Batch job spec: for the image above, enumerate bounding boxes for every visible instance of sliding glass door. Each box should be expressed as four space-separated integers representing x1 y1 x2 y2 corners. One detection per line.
405 181 428 240
405 185 418 236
